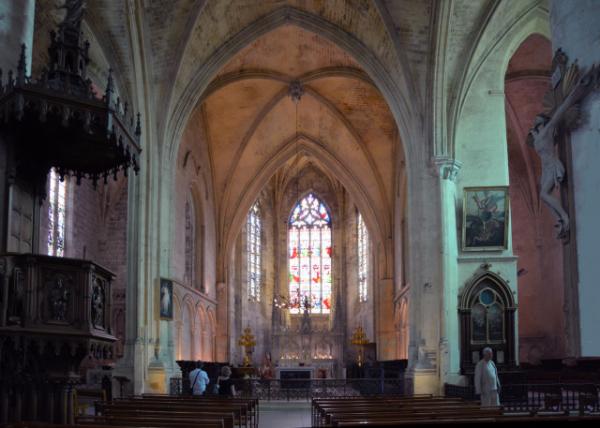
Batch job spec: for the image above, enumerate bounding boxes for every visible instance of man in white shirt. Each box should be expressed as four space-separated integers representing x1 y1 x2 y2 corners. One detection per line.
189 362 210 396
474 347 501 407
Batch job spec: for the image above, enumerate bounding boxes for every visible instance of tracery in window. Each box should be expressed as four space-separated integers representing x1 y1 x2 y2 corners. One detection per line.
184 196 195 286
357 212 369 302
47 168 67 257
247 202 261 301
288 193 332 314
471 287 505 344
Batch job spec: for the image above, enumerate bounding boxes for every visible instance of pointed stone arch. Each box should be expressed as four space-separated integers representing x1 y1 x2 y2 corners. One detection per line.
196 305 208 361
222 134 389 279
459 269 516 373
450 3 550 159
206 308 216 362
165 6 415 169
181 296 196 360
172 293 183 360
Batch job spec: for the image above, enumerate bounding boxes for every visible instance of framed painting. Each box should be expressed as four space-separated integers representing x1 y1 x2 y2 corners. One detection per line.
462 186 509 251
159 278 173 320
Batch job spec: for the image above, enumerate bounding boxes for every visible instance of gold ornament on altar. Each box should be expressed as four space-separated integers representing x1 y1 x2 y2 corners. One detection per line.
350 325 370 367
238 326 256 367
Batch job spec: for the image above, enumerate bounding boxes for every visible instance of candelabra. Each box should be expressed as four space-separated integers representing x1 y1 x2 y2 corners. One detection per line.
350 325 370 367
238 326 256 367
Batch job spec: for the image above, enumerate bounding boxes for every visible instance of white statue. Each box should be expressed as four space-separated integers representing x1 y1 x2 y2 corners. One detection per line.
527 64 597 238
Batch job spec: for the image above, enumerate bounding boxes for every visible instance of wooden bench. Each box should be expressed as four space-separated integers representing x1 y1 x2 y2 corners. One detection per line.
136 394 258 424
6 423 224 428
76 415 229 428
312 395 600 427
334 414 600 427
312 397 466 427
98 394 258 428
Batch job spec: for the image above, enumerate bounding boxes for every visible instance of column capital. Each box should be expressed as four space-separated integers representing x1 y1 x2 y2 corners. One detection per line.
433 156 463 181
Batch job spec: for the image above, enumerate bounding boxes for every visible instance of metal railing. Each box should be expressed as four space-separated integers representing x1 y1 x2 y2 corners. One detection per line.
171 377 405 400
445 383 600 413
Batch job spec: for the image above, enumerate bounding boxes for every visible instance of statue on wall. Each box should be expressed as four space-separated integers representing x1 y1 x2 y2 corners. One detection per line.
49 276 70 321
260 352 274 379
527 49 598 239
91 278 105 328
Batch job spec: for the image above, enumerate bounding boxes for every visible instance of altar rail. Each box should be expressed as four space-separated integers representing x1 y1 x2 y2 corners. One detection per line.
170 377 405 400
444 383 600 413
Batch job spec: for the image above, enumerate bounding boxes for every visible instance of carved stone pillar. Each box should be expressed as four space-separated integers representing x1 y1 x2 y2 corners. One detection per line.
434 157 463 389
405 161 447 395
551 0 600 356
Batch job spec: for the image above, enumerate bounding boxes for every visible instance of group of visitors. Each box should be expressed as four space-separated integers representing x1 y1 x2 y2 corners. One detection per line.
188 362 236 397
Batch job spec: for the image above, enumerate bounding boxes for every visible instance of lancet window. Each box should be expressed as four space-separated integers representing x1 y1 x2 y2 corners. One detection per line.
357 212 369 302
247 202 261 301
184 195 196 286
47 168 67 257
288 193 332 314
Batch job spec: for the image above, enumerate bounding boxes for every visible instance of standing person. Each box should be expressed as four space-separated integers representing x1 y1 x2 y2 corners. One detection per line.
216 365 236 397
474 347 501 407
189 362 210 396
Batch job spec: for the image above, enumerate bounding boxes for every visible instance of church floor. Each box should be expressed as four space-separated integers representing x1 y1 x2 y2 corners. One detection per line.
259 401 312 428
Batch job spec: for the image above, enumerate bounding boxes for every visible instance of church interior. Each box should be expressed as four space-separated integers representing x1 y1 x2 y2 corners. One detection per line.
1 0 600 426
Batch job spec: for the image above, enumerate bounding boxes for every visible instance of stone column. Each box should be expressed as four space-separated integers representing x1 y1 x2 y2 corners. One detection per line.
434 157 463 390
551 0 600 356
405 163 444 395
0 0 35 72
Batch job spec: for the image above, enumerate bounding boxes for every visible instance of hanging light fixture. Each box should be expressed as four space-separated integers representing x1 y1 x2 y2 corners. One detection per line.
272 79 306 313
289 79 303 203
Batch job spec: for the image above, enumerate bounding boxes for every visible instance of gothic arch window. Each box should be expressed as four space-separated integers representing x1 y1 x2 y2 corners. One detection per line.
184 194 196 287
357 211 369 302
288 193 332 314
47 168 67 257
459 270 516 372
247 202 261 301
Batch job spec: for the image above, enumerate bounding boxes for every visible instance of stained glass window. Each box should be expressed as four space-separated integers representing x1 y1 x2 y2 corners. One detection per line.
247 203 261 301
357 212 369 302
47 168 67 257
184 196 195 286
471 287 505 343
288 193 332 314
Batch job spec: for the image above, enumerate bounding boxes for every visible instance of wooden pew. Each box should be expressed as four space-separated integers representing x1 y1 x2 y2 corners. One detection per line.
312 395 600 427
334 414 600 427
312 397 466 427
76 415 229 428
136 394 258 427
6 423 224 428
121 395 257 428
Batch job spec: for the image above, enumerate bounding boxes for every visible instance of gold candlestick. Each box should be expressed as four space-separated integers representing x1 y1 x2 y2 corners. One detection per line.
350 325 370 367
238 326 256 367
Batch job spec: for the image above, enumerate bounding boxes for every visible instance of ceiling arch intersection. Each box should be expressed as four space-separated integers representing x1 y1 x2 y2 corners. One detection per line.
164 6 416 169
212 78 391 227
219 133 391 280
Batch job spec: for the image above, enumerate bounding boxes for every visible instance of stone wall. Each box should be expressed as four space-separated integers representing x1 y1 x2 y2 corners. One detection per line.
504 34 566 363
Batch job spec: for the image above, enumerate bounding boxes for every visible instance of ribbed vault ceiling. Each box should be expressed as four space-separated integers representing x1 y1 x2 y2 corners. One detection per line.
193 25 399 244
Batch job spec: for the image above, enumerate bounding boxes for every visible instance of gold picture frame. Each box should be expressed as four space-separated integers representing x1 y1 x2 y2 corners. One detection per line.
462 186 509 251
